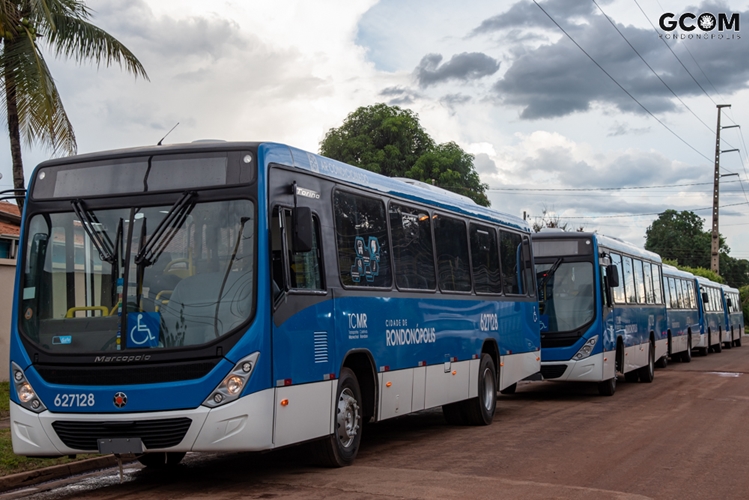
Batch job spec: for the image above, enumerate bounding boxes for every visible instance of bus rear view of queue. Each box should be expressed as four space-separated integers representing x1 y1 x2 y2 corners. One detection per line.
533 230 666 396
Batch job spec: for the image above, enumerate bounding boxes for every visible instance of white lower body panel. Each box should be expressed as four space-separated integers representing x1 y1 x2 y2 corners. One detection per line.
694 333 707 349
500 351 540 390
670 333 689 355
654 338 668 361
722 328 732 344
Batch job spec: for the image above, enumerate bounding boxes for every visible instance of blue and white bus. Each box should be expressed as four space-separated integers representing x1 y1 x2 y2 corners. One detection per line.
661 264 699 363
720 284 744 348
694 276 725 356
9 141 540 467
532 231 666 396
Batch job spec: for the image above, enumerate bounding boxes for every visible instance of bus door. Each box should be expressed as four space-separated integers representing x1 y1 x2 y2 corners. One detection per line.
269 168 335 447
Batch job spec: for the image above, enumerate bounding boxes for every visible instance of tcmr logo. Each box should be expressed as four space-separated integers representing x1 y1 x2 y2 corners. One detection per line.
113 392 128 408
659 12 739 32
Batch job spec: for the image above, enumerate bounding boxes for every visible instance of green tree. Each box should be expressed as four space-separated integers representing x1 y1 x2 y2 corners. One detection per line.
644 210 726 269
1 0 148 210
320 103 490 206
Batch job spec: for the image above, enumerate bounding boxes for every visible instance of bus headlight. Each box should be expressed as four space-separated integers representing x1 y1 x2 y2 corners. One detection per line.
203 352 259 408
11 362 47 413
572 336 598 361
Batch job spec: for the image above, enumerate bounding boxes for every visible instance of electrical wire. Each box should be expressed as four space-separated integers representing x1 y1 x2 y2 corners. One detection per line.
532 0 713 165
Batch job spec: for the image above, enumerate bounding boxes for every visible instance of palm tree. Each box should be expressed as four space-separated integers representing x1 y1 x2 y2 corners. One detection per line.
1 0 148 210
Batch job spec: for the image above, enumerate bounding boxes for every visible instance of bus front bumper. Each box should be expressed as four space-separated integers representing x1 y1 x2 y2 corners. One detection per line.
10 388 275 457
540 352 613 383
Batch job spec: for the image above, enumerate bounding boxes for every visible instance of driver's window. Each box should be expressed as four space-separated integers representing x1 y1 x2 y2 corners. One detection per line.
271 207 323 299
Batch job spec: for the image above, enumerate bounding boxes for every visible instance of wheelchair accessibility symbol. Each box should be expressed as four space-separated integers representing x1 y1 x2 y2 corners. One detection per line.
127 312 160 348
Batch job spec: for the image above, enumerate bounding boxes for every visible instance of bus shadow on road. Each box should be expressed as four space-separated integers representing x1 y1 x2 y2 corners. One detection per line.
501 378 637 401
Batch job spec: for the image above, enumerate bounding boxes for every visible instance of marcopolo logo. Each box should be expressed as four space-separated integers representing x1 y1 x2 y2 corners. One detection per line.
659 12 740 40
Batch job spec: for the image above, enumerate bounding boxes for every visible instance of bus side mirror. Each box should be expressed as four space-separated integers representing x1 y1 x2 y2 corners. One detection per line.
702 292 709 304
606 264 620 288
291 206 313 253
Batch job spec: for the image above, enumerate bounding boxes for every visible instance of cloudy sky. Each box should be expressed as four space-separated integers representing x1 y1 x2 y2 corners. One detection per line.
2 0 749 260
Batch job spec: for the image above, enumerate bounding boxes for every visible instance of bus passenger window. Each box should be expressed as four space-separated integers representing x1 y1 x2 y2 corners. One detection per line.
389 203 436 290
622 257 636 303
633 259 646 304
651 265 663 304
642 262 654 304
499 231 523 295
434 215 471 292
469 224 501 294
522 235 535 297
334 191 391 288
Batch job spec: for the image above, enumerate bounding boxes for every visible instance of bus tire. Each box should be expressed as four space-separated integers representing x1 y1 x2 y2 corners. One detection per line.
638 342 655 383
736 334 742 347
137 452 185 468
500 383 517 395
714 334 723 353
315 367 362 467
462 354 497 426
598 376 616 396
681 337 692 363
655 355 668 369
702 333 710 356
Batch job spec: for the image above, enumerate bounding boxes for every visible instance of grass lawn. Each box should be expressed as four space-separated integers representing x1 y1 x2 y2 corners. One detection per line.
0 382 96 476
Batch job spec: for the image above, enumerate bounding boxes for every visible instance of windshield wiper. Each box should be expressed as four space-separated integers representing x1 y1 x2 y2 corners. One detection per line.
538 258 564 291
134 191 196 266
71 199 116 264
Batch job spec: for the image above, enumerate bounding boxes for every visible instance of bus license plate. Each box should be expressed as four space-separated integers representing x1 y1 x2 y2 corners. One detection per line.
97 438 144 455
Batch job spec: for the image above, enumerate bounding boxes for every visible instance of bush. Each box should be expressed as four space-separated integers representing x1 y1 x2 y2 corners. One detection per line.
740 285 749 324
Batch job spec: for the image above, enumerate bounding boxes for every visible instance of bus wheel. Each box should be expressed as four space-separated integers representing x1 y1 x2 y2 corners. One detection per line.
655 355 668 369
681 338 692 363
463 354 497 426
638 342 655 383
315 367 362 467
714 335 723 353
598 376 616 396
137 452 185 468
701 334 710 356
736 334 742 347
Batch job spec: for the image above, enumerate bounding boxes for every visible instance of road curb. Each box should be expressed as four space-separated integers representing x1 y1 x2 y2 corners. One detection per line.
0 455 134 493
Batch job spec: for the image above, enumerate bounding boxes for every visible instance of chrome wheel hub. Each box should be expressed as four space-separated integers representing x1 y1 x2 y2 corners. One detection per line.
336 388 360 448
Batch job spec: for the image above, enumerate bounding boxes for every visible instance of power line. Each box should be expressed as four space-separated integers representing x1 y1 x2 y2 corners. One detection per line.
533 0 713 165
486 180 742 192
592 0 716 136
528 201 749 220
632 0 717 105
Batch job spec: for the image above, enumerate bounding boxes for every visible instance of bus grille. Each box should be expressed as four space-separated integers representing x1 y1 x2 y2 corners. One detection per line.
540 365 567 379
52 418 192 451
36 360 220 386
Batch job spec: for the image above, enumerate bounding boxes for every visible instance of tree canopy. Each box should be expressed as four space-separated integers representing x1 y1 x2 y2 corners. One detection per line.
320 103 490 206
1 0 148 209
647 210 748 288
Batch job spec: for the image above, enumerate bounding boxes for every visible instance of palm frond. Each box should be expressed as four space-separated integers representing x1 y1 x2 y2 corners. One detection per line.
44 12 149 80
2 30 76 155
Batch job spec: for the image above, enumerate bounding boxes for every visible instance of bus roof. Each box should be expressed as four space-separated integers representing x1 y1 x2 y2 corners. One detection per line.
29 141 530 233
720 283 739 294
532 231 661 262
695 275 723 288
661 264 696 280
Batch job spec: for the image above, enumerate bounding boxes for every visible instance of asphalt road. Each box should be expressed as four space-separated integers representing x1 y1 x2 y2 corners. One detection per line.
9 339 749 500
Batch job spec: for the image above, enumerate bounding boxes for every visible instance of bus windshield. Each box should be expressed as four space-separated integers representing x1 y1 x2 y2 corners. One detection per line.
19 199 255 353
536 261 595 333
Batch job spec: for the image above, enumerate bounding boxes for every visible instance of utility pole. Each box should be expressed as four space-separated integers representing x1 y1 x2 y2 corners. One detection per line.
711 104 732 274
